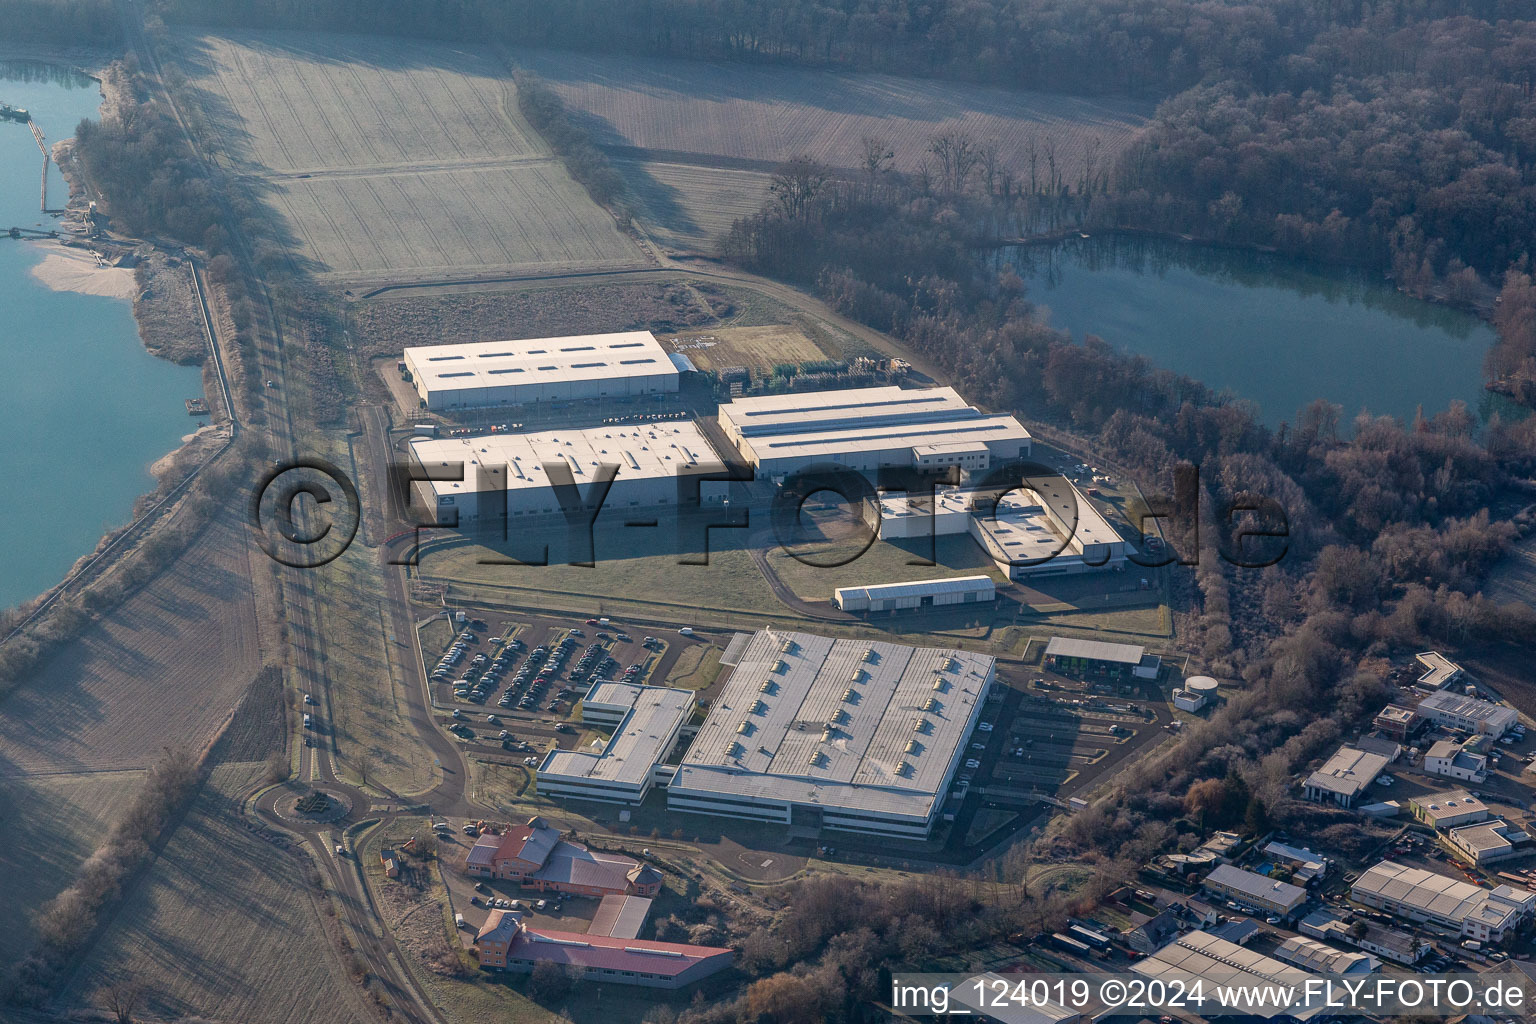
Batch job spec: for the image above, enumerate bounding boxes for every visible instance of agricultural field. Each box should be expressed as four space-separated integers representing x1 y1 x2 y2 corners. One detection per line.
618 159 771 251
60 763 375 1024
175 31 645 285
269 163 638 284
1485 533 1536 608
0 769 146 967
661 323 830 375
0 513 261 774
509 48 1153 184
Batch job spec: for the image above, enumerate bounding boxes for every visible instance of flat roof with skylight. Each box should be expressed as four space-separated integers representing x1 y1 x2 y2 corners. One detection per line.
716 385 1031 475
666 629 995 837
408 421 727 518
405 331 679 409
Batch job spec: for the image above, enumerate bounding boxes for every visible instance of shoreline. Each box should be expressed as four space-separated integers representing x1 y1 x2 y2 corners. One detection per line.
1 56 217 619
26 241 138 300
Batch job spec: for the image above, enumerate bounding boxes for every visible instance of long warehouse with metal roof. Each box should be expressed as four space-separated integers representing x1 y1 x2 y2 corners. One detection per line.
665 628 995 838
404 331 681 410
407 420 730 523
716 385 1031 477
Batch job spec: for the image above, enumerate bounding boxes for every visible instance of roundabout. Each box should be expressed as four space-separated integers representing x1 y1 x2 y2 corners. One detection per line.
270 785 354 825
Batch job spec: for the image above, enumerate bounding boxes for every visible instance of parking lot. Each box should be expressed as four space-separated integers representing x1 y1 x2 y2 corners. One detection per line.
421 611 704 764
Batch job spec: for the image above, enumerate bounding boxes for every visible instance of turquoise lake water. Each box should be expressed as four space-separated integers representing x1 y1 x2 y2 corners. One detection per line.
1000 235 1500 429
0 61 203 612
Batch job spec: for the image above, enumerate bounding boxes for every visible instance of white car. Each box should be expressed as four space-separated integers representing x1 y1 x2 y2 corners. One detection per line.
1376 775 1394 786
678 627 695 636
536 899 548 910
965 759 981 769
977 723 994 732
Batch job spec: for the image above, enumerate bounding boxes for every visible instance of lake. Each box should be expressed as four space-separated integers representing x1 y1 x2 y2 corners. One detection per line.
0 61 203 612
1000 234 1499 429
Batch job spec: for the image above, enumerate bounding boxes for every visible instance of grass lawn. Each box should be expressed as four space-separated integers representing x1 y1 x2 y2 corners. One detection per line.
312 436 438 796
416 516 783 617
663 643 724 690
765 530 1004 603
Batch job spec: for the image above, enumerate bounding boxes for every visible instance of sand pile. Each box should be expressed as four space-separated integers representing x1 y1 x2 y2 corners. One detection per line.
28 244 137 300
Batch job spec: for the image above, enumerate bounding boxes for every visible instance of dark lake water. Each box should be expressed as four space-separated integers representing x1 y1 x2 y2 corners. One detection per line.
0 61 202 611
1000 234 1499 429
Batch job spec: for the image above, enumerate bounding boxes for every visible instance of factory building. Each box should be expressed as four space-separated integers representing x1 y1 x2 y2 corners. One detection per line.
1133 932 1327 1022
1044 637 1160 680
1202 864 1308 917
1301 740 1398 808
833 575 996 613
407 421 729 525
876 484 1132 578
1408 790 1490 830
1350 860 1536 943
716 386 1031 478
404 331 680 411
1415 690 1519 739
1273 936 1379 975
666 629 995 839
536 684 695 806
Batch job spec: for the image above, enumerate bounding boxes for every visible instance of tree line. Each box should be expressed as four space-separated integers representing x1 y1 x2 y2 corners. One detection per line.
149 0 1512 98
4 747 202 1005
0 0 120 47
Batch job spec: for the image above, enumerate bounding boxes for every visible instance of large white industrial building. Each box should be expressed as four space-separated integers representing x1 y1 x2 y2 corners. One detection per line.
534 628 993 838
404 331 681 411
665 629 995 838
716 386 1031 478
1350 860 1536 943
878 485 1130 577
408 421 729 524
1415 690 1519 739
536 683 695 806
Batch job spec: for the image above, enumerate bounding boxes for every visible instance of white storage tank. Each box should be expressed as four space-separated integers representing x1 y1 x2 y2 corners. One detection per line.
1186 676 1219 698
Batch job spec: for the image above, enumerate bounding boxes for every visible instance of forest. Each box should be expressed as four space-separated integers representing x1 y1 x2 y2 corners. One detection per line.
0 0 120 47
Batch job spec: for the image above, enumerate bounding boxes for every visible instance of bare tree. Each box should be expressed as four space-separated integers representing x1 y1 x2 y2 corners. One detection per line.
928 130 979 194
103 980 142 1024
978 141 1000 197
1026 135 1039 196
769 155 830 221
859 135 894 197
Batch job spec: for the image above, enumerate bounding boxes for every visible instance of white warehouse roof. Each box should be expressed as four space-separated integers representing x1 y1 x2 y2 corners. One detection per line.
1352 860 1535 931
1044 637 1145 664
1133 932 1323 1021
669 629 994 822
717 385 1030 468
405 331 675 396
408 421 723 501
834 575 995 603
540 686 694 788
